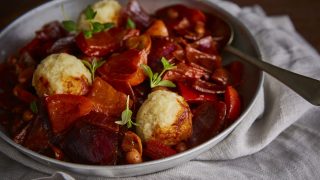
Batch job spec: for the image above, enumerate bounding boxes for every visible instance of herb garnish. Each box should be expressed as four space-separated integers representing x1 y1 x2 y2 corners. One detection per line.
141 57 176 88
126 18 136 29
84 5 97 20
62 5 114 38
115 95 138 128
82 59 105 81
62 20 77 32
30 101 38 114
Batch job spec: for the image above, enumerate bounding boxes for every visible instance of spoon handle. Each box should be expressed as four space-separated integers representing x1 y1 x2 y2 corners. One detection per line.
225 45 320 106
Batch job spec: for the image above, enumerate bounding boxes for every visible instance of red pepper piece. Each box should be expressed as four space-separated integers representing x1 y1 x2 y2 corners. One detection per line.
185 45 222 71
13 85 37 103
226 61 244 86
192 79 225 94
177 82 216 102
97 49 147 90
144 140 177 160
163 62 209 82
225 86 241 121
211 68 230 86
45 94 93 134
0 93 19 110
75 28 139 57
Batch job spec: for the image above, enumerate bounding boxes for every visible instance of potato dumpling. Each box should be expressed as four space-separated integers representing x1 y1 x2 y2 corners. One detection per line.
136 90 192 146
32 53 91 96
78 0 121 31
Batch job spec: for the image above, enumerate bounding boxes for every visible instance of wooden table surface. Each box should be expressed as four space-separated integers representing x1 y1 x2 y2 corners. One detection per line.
0 0 319 52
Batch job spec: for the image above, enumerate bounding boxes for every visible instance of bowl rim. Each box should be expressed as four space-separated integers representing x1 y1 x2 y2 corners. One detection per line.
0 0 264 174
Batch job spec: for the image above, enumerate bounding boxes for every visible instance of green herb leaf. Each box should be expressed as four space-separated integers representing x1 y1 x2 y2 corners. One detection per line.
153 73 162 86
83 30 93 38
62 20 77 32
141 57 176 88
81 60 91 69
141 64 153 80
91 22 115 33
62 4 115 39
103 22 115 30
82 59 105 81
157 80 176 88
91 22 105 33
30 101 38 114
126 18 136 29
94 59 106 69
84 5 97 20
115 96 137 128
161 57 176 70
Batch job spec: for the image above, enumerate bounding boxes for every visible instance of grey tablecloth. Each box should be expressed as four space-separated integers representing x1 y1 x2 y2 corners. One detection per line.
1 0 320 179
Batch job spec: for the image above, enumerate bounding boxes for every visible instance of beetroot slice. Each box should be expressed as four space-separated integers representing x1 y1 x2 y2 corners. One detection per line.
61 120 118 165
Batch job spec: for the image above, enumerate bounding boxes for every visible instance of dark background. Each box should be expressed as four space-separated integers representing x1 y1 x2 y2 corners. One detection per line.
1 0 319 52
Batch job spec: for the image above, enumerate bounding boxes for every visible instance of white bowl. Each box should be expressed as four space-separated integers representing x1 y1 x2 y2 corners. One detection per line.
0 0 263 177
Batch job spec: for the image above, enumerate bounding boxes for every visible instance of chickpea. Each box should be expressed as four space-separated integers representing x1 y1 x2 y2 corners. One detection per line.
145 20 169 37
22 110 34 122
175 142 187 153
12 86 19 97
125 35 151 53
126 149 142 164
50 144 64 160
122 131 143 155
167 9 179 19
195 22 205 36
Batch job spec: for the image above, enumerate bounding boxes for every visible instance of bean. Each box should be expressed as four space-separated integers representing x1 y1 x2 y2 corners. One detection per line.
126 149 142 164
168 9 179 19
175 142 187 153
22 110 34 122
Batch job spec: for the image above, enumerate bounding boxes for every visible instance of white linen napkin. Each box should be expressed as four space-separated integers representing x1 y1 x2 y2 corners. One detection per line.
1 0 320 179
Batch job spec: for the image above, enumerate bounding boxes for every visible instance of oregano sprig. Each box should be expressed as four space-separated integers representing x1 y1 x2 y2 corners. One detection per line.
84 5 97 20
62 20 77 32
141 57 176 88
126 18 136 29
115 95 138 128
61 5 114 38
30 101 38 114
82 59 105 81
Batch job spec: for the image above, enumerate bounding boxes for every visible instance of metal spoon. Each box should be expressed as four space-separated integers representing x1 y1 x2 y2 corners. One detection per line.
211 15 320 106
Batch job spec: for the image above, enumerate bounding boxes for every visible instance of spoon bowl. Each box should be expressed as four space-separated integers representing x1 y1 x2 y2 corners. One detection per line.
209 12 320 106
